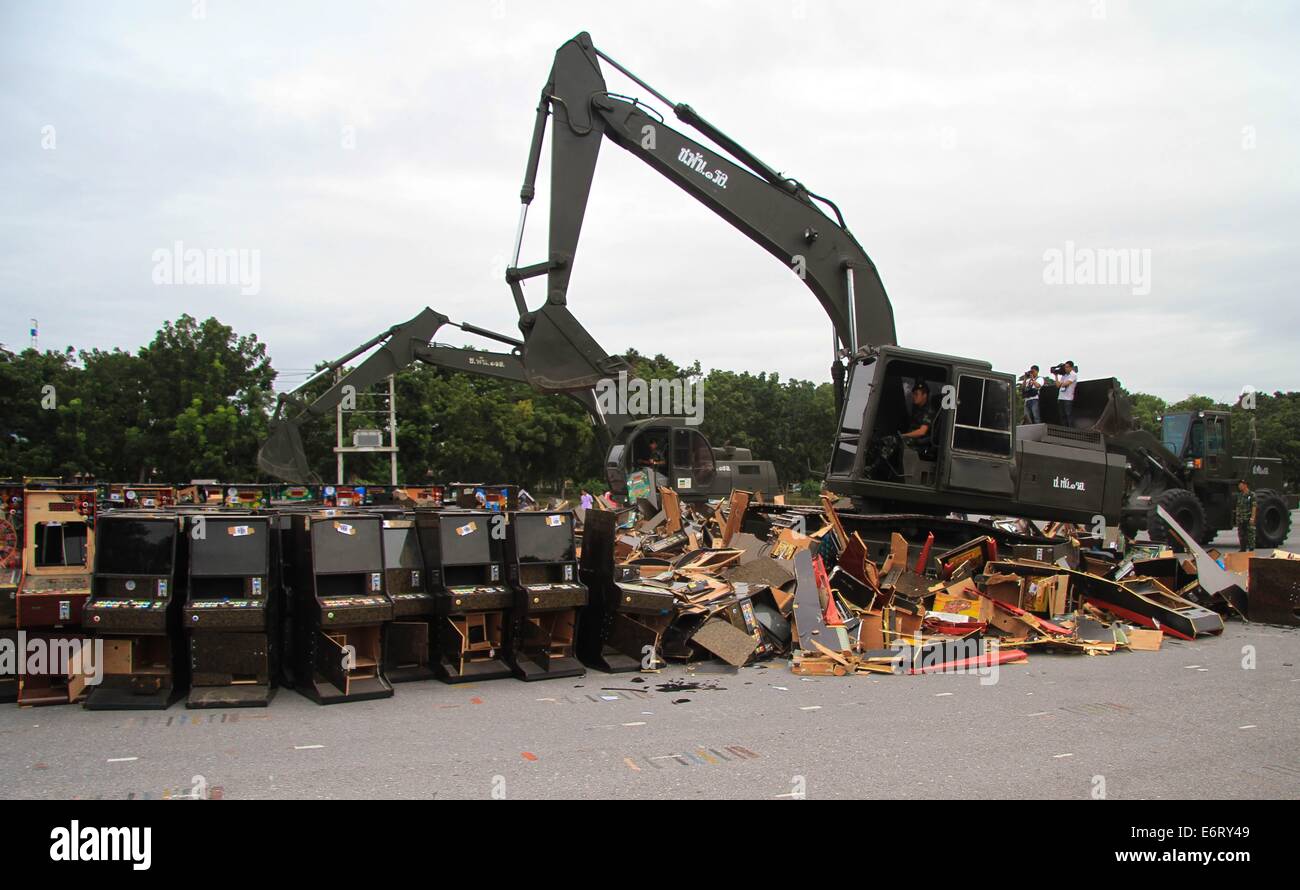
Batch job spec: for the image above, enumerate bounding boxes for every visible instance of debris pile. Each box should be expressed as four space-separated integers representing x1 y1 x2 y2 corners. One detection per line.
580 489 1299 679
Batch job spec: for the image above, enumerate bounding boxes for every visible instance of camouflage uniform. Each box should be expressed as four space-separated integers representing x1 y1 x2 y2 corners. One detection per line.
1234 489 1256 551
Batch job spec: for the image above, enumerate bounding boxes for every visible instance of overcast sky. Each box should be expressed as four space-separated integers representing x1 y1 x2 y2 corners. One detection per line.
2 1 1296 403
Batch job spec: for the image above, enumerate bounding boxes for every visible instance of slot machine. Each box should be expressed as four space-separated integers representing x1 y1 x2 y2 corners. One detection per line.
270 485 322 507
15 485 97 705
576 509 674 672
289 511 394 704
0 482 26 702
183 513 279 708
321 485 373 508
106 484 177 510
395 485 444 508
379 512 435 682
82 512 187 709
222 485 269 511
415 509 513 683
504 510 587 681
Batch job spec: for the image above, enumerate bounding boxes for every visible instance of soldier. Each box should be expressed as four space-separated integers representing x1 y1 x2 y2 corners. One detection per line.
1234 479 1257 552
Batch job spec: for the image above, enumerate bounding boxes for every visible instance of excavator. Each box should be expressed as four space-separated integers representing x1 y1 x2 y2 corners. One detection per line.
264 31 1288 547
255 308 779 501
499 31 1291 545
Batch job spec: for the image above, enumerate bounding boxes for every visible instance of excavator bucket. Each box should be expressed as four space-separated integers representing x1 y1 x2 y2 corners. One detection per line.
258 418 319 484
1038 377 1134 435
520 303 629 392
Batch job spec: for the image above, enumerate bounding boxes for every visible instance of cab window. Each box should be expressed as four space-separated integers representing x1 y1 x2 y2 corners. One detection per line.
952 375 1012 457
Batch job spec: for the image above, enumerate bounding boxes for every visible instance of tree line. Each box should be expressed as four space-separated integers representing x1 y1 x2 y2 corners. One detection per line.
1 315 1296 492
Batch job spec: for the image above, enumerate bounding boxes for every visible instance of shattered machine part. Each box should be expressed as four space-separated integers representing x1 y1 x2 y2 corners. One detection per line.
790 549 831 652
689 618 758 667
1156 504 1248 613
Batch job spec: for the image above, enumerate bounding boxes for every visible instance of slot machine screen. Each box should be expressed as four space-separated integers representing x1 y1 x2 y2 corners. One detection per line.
191 520 270 576
512 514 575 564
96 519 176 576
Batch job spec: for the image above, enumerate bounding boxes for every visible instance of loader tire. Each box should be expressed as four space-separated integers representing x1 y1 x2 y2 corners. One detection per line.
1147 488 1208 546
1255 489 1292 549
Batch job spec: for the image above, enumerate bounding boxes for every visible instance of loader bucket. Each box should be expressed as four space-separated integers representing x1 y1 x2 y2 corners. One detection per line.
257 419 319 483
1038 377 1134 435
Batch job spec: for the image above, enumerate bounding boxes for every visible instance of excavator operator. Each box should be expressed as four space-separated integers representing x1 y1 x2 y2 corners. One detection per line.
901 380 938 460
639 437 668 471
869 379 939 480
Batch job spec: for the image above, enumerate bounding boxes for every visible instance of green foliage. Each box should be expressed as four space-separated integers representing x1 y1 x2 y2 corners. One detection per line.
0 315 273 481
3 322 1297 493
1125 391 1168 437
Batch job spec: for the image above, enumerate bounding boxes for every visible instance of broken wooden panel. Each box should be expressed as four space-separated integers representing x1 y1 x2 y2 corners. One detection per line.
720 489 751 547
658 487 682 535
690 617 758 666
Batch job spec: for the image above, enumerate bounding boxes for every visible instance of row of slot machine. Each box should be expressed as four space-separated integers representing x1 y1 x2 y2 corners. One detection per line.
0 478 673 709
90 481 521 512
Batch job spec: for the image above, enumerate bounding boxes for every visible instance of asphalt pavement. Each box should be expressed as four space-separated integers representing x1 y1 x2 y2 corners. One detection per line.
1 521 1296 800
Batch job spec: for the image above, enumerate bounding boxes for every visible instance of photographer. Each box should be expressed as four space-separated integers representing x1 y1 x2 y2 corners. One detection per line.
1052 360 1078 426
1020 365 1043 423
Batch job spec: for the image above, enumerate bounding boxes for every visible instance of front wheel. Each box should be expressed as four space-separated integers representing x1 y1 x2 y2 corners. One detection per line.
1148 488 1208 546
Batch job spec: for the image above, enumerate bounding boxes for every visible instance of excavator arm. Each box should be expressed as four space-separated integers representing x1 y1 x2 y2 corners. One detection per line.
257 308 623 483
506 31 898 395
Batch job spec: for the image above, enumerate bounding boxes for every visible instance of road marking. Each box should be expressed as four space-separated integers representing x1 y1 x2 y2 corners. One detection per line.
1025 711 1051 717
799 705 821 711
1053 753 1074 759
106 757 137 763
935 692 954 697
1239 725 1257 730
294 745 324 750
622 722 646 727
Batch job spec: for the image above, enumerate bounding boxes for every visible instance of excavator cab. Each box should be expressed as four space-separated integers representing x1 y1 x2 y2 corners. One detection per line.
836 352 950 490
606 421 716 505
827 345 1121 523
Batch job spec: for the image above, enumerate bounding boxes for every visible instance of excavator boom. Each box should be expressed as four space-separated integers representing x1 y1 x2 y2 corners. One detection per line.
256 308 620 483
507 31 898 394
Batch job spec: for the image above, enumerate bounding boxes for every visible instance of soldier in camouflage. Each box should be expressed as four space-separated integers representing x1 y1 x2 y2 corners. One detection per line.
1234 479 1257 552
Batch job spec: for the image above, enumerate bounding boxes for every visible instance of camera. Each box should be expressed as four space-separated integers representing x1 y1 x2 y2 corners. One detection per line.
1049 362 1075 375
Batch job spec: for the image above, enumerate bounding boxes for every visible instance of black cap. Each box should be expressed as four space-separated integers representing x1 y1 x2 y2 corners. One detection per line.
913 379 930 394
